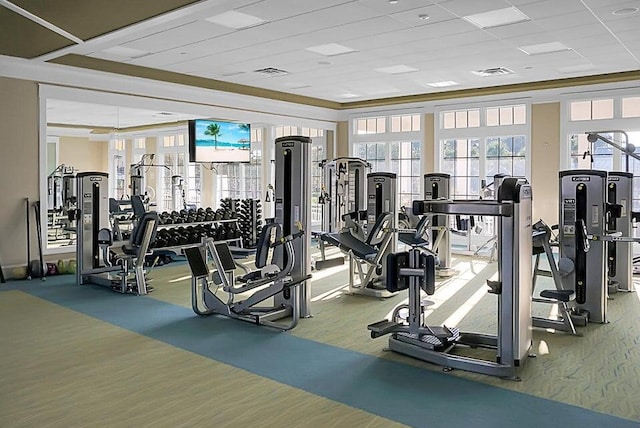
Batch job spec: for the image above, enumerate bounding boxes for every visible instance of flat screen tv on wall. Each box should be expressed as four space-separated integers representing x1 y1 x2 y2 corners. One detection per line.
188 119 251 163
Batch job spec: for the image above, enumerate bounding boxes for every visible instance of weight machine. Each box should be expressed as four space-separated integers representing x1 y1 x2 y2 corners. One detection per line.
368 178 533 380
188 136 312 328
423 173 454 276
76 172 158 295
320 157 370 233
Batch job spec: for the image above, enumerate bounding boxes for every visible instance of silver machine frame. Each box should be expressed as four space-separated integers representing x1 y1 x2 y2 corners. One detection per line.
274 136 312 317
190 136 312 328
559 170 608 323
76 172 156 295
191 235 310 330
369 178 533 380
346 172 397 298
606 171 634 292
423 173 454 276
321 157 370 233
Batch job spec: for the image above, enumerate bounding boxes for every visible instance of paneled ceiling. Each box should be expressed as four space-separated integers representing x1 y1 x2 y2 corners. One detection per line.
2 0 640 106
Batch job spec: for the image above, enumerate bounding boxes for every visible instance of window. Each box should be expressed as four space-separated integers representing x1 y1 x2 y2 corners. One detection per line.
110 139 126 199
442 139 480 199
438 103 529 253
354 142 386 173
162 152 186 211
391 141 421 207
311 142 325 225
135 137 146 149
355 116 386 134
442 109 479 129
486 105 526 126
351 112 423 209
391 114 421 132
485 136 526 183
570 99 614 121
217 163 242 200
622 97 640 118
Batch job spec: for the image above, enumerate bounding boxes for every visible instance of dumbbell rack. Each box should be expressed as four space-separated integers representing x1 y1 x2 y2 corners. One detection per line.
154 219 243 252
238 199 263 249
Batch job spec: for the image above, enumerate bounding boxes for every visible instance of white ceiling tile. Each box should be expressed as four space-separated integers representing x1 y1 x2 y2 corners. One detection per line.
388 4 459 26
438 0 517 17
533 10 602 31
483 20 545 39
517 0 587 19
238 0 354 21
122 21 235 54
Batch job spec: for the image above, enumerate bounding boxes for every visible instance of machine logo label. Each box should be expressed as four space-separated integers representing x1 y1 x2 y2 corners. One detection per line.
281 142 295 147
430 178 441 182
564 198 576 204
571 177 590 182
609 177 620 181
275 198 283 203
89 177 102 181
373 178 386 183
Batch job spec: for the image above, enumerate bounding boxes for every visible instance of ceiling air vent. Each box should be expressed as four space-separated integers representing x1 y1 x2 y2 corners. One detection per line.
472 67 515 77
254 67 289 76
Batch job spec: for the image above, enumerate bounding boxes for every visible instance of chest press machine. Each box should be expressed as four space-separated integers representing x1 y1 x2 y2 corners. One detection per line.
368 178 534 380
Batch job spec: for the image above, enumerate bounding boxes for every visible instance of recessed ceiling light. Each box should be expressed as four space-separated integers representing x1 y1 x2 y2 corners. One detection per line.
426 81 459 88
612 7 638 15
305 43 358 56
341 92 360 98
375 65 419 74
389 0 399 4
418 14 430 21
518 41 571 55
101 46 149 58
205 10 267 29
463 7 529 29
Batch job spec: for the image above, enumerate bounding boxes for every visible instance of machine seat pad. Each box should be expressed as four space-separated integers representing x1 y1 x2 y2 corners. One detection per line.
540 289 574 302
121 244 137 256
237 270 262 283
334 233 377 259
398 232 429 247
320 232 341 248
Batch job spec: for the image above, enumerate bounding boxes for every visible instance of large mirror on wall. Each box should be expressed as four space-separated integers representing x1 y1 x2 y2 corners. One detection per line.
44 99 199 252
41 90 332 254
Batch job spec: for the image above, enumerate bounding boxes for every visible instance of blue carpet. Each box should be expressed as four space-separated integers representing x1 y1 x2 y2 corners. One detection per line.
3 277 639 428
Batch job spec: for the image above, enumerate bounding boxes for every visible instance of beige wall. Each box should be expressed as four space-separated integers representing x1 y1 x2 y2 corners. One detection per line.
0 77 40 274
423 113 435 175
335 121 349 157
531 102 561 225
58 136 108 173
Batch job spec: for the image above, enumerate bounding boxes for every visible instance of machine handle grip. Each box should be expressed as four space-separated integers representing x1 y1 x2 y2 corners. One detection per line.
575 219 590 253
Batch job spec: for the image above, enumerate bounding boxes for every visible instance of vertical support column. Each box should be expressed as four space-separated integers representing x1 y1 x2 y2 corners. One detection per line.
424 173 453 276
76 172 109 284
608 172 633 292
263 127 275 219
275 136 311 317
367 172 397 285
496 178 533 366
559 170 607 323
